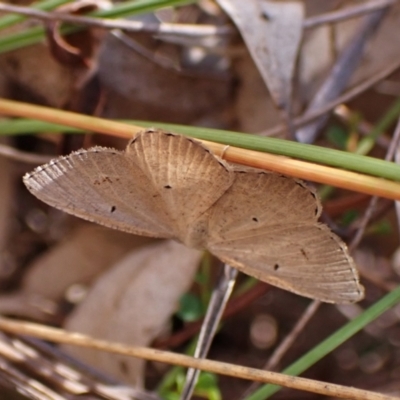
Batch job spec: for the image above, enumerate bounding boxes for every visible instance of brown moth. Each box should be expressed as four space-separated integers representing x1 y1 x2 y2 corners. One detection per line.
23 129 364 303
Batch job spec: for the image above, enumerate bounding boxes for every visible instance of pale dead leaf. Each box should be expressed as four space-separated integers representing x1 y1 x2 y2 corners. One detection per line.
350 4 400 84
0 224 152 320
63 240 202 386
216 0 304 110
233 53 282 133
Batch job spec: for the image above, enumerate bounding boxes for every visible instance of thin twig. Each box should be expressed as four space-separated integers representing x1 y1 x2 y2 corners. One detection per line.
334 105 392 149
0 317 397 400
350 115 400 250
110 30 230 80
153 282 269 349
0 2 233 37
241 300 321 398
180 264 238 400
0 0 398 36
304 0 398 28
0 354 68 400
1 98 400 200
266 301 321 371
0 143 52 164
0 332 160 400
260 57 400 137
296 7 388 143
349 197 380 251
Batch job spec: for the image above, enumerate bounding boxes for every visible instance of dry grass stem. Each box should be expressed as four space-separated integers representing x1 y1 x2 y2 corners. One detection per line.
0 317 396 400
0 3 233 37
0 98 399 201
204 140 400 201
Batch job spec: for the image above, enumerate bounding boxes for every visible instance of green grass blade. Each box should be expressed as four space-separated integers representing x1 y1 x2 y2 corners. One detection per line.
132 120 400 182
0 0 195 54
0 0 70 30
1 118 400 182
245 286 400 400
356 96 400 155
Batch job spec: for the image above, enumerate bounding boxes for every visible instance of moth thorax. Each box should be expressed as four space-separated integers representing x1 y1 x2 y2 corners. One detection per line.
182 219 208 250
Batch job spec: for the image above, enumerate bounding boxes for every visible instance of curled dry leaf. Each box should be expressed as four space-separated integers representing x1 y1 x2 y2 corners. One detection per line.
233 55 282 133
63 240 202 386
0 224 153 320
216 0 304 111
44 0 108 67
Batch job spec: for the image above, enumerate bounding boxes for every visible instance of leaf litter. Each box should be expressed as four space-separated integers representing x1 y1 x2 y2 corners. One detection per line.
1 1 400 399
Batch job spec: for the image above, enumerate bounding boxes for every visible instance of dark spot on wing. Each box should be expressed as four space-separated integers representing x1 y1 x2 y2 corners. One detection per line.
164 185 172 189
111 206 116 213
274 264 280 271
252 217 259 222
261 10 271 20
300 248 308 259
94 176 113 185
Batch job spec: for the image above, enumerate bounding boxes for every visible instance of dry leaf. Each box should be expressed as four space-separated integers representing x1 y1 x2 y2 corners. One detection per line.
217 0 304 111
0 225 152 320
298 3 399 104
0 45 78 107
233 54 282 133
64 240 202 386
98 32 232 123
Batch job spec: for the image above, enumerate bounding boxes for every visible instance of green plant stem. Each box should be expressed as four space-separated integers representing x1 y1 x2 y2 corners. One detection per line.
245 286 400 400
135 121 400 182
2 118 400 182
0 0 195 54
0 0 70 30
356 96 400 155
